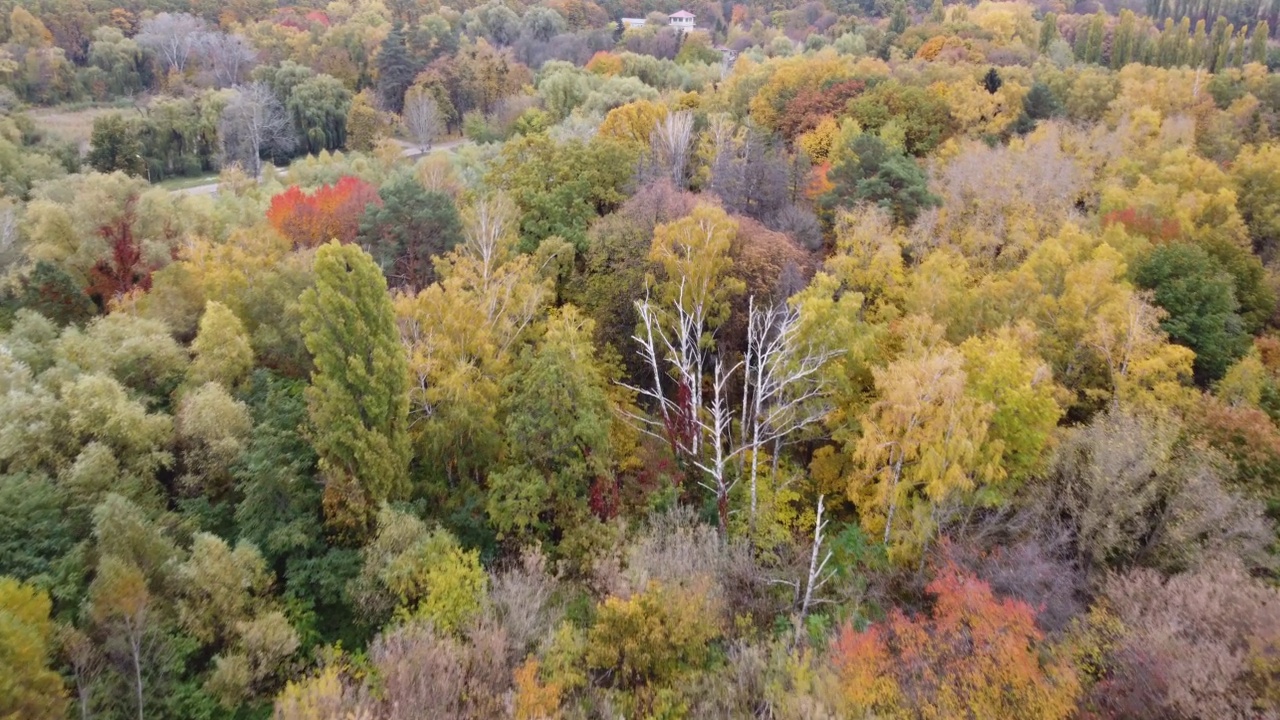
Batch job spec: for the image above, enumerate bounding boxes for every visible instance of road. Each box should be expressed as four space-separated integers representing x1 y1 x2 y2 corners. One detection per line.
172 137 470 197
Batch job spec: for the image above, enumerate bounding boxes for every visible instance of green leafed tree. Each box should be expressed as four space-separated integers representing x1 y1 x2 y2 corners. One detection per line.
487 306 612 549
187 301 254 391
357 174 464 290
87 114 145 177
300 242 412 541
820 133 939 226
1134 242 1250 386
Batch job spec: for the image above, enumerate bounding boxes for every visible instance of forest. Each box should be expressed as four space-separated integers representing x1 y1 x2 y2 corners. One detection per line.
2 0 1280 716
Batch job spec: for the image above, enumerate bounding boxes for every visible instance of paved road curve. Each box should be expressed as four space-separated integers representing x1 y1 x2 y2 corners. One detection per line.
172 137 470 197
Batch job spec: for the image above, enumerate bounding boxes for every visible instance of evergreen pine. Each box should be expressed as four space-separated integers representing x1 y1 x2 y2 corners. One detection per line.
375 23 418 114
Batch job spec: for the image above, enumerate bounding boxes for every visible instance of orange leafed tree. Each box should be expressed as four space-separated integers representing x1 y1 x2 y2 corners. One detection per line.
585 51 623 76
267 176 381 249
831 559 1081 719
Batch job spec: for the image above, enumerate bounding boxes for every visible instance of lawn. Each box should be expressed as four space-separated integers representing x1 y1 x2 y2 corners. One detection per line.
155 172 222 191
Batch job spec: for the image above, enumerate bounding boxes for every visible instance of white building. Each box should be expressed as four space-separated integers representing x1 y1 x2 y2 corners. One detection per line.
668 10 696 31
620 17 646 30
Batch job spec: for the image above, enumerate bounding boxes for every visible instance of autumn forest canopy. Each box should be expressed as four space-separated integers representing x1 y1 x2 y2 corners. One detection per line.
4 0 1280 717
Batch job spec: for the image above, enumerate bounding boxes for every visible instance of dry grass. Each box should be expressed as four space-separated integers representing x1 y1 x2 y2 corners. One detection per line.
27 104 138 149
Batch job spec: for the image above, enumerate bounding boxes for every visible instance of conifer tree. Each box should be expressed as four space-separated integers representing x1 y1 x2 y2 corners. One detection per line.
375 23 417 114
300 242 411 540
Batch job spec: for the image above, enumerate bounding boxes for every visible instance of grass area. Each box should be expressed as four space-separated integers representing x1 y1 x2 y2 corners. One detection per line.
155 172 222 191
26 103 140 148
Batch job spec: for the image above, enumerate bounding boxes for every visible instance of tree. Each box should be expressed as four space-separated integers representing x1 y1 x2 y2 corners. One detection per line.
9 7 53 48
219 82 296 177
648 203 745 334
354 507 487 632
959 329 1062 485
1133 243 1249 386
847 81 954 156
489 134 636 251
197 31 256 88
288 74 352 154
376 24 418 114
188 301 254 390
1252 21 1270 64
135 12 205 75
1230 142 1280 262
19 260 98 327
402 85 444 151
0 474 74 583
393 196 554 530
174 534 272 646
345 90 390 153
982 67 1003 94
889 0 909 33
87 555 154 720
88 114 145 177
487 306 612 546
1096 560 1280 719
1039 13 1059 52
267 177 382 249
586 581 723 689
820 133 939 226
831 560 1080 719
0 577 67 720
649 110 695 188
1037 409 1272 574
300 242 412 540
848 330 1000 561
357 174 463 291
175 383 253 500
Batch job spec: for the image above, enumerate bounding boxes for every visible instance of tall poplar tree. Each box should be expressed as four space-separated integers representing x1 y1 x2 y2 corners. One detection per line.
300 242 411 540
1252 21 1270 64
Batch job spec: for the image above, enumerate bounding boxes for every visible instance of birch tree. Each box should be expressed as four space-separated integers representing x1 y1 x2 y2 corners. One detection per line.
850 330 999 561
740 298 837 534
88 556 153 720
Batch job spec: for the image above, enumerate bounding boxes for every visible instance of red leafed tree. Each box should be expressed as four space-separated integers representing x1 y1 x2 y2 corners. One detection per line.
1102 207 1181 243
830 559 1081 719
777 79 865 142
87 197 170 305
267 176 381 249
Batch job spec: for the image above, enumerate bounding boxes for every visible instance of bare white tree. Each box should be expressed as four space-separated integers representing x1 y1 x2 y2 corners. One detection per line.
219 82 296 177
136 12 206 74
796 494 835 643
197 30 256 88
402 86 444 152
623 289 836 538
740 298 838 534
650 109 695 188
462 194 518 281
625 283 711 460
